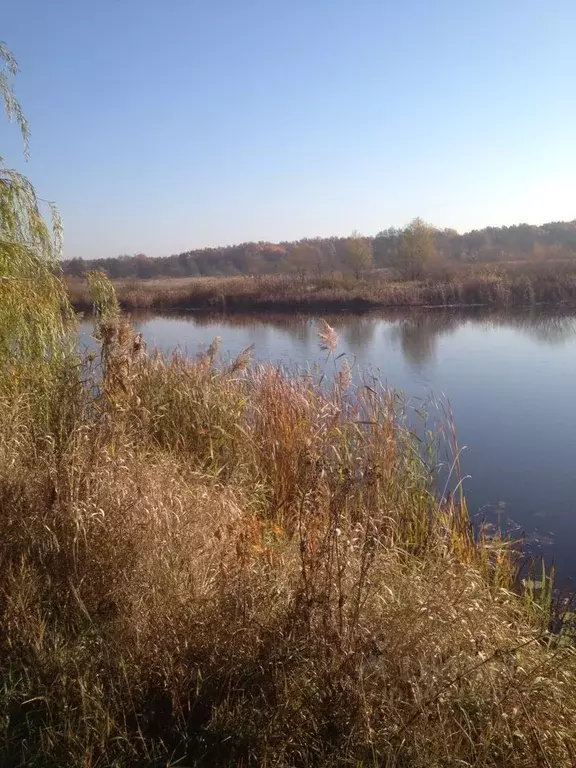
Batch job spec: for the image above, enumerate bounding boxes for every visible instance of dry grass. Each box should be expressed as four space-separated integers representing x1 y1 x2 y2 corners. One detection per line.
1 318 575 766
68 261 576 314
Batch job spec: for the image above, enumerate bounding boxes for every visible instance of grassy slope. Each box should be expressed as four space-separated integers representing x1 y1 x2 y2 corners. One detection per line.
68 261 576 313
1 319 575 766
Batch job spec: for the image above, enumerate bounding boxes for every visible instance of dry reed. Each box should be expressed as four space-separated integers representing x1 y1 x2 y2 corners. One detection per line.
0 318 575 766
67 261 576 314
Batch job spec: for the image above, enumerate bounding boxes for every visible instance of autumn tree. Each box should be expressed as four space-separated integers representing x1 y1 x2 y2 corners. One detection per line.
345 231 373 279
0 42 72 403
286 242 320 280
373 226 401 267
396 218 438 279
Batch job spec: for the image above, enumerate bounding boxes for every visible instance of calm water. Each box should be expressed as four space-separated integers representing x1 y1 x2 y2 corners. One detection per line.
81 308 576 582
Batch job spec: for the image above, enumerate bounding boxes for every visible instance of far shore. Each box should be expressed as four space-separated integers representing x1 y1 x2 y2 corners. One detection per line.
67 261 576 314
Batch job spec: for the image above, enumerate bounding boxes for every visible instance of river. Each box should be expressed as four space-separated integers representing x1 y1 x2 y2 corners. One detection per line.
81 307 576 584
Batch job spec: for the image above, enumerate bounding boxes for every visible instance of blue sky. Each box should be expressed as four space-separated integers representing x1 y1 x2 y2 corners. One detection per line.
3 0 576 259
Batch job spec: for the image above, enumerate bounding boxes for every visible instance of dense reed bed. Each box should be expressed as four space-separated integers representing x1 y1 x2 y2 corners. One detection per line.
1 313 575 767
68 261 576 313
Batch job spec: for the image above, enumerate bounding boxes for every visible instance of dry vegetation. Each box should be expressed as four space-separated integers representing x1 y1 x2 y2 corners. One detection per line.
5 35 576 766
68 261 576 314
2 315 576 767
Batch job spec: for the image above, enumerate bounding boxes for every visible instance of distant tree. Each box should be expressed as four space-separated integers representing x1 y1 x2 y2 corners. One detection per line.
243 244 266 275
373 227 401 267
308 242 330 278
60 219 576 281
344 232 373 279
66 257 87 278
134 253 157 279
286 243 318 280
436 228 459 261
188 258 200 276
322 240 338 274
259 243 287 272
396 218 438 279
297 238 335 277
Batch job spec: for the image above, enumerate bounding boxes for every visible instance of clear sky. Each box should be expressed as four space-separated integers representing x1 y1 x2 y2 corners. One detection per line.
3 0 576 259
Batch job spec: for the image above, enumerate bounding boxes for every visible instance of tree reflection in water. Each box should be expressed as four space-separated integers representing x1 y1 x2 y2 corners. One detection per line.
385 308 576 367
127 307 576 368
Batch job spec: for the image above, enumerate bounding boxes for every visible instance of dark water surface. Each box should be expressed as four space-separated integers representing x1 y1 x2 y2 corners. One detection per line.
81 307 576 582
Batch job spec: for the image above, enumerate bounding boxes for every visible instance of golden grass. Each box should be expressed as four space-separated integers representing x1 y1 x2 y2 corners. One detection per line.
68 261 576 314
0 318 575 766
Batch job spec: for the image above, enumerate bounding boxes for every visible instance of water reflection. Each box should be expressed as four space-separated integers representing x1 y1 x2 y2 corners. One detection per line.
336 315 377 350
387 313 460 366
125 307 576 361
177 311 314 344
480 310 576 346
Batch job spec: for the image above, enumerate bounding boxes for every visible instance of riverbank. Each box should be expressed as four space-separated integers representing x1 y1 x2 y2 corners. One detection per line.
68 261 576 313
2 310 576 766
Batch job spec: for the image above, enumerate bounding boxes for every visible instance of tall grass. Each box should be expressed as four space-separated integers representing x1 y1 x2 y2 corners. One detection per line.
68 261 576 313
1 317 575 766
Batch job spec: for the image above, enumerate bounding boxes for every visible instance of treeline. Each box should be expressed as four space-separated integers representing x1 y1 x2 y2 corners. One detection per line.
63 219 576 280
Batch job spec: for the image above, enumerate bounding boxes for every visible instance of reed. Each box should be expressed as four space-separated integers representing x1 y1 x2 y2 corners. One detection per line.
68 261 576 314
0 316 575 766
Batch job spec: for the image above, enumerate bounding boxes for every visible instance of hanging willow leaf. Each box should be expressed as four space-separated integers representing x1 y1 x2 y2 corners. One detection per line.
0 42 73 380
